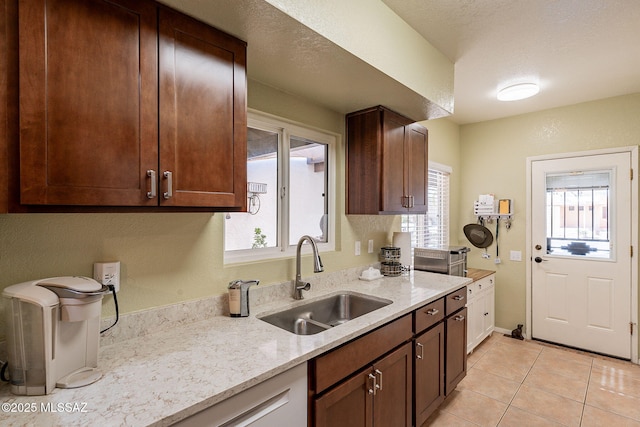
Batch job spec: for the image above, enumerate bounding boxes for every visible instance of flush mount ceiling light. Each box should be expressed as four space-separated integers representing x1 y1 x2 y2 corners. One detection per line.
497 83 540 101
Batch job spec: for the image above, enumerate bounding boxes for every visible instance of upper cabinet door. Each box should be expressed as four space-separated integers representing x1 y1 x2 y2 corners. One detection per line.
158 9 247 209
381 111 408 213
19 0 158 206
405 123 428 213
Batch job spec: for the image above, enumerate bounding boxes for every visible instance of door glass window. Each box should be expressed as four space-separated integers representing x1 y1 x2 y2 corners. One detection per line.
545 171 611 259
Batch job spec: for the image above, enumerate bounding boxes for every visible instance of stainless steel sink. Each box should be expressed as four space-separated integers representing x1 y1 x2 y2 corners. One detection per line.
258 292 392 335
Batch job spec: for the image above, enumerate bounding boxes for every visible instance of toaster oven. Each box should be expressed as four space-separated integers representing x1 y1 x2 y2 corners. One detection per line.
414 246 469 277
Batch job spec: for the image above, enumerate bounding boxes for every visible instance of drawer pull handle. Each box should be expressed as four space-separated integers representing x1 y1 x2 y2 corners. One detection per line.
453 295 464 301
163 171 173 199
454 315 465 322
426 308 439 316
146 170 157 199
368 373 377 395
416 342 424 360
374 369 383 391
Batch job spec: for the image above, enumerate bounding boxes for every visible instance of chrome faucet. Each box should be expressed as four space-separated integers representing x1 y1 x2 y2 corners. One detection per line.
294 235 324 300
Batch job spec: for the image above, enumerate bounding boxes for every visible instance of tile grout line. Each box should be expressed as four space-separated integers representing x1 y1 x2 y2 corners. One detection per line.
495 344 545 426
578 358 594 426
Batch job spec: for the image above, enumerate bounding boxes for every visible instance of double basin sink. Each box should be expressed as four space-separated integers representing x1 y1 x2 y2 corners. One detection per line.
258 291 392 335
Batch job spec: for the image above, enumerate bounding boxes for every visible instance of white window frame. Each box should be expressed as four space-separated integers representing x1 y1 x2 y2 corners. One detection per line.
401 161 452 249
224 109 337 264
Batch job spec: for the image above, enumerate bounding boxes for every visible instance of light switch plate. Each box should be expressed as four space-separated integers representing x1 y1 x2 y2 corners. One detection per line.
368 240 374 253
510 250 522 261
355 241 361 256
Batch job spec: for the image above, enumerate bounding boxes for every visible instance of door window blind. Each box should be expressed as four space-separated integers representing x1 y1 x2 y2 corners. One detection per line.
401 164 450 249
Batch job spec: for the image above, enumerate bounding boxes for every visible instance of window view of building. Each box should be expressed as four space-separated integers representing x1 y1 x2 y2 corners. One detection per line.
545 171 611 258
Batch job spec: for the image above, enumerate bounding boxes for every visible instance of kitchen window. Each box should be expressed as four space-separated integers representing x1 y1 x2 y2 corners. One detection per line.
224 111 336 263
401 162 451 249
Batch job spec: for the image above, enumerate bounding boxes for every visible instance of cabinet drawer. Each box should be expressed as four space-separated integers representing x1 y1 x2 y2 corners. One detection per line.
445 287 467 316
311 314 413 394
476 275 495 293
466 282 478 301
414 298 445 334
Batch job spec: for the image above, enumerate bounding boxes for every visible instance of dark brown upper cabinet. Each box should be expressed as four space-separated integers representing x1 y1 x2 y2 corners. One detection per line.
346 106 428 215
15 0 246 210
158 8 246 208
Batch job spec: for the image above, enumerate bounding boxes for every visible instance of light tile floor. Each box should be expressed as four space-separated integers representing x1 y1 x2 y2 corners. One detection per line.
425 333 640 426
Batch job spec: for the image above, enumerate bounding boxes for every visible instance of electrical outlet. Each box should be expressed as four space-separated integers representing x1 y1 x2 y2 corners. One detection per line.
94 261 120 292
368 240 374 253
355 241 361 256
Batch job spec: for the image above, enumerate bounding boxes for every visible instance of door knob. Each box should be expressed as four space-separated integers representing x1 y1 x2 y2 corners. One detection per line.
534 256 547 263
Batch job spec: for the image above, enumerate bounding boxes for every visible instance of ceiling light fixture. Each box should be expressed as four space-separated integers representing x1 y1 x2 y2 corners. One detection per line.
497 83 539 101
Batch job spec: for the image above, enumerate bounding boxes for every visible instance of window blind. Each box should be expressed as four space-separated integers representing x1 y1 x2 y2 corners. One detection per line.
401 166 450 249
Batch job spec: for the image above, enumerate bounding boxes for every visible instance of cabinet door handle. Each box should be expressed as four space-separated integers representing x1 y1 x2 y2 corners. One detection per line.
146 170 157 199
416 342 424 360
368 373 377 395
374 369 383 391
426 308 439 316
409 195 414 208
163 171 173 199
453 295 464 301
454 315 465 322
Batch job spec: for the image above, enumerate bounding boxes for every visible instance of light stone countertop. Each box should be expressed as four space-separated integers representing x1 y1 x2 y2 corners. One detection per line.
0 270 470 426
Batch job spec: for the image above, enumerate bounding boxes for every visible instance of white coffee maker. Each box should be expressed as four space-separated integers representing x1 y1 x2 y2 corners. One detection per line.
3 276 109 395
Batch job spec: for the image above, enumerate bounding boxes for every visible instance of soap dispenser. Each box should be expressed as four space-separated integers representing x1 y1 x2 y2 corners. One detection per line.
228 280 259 317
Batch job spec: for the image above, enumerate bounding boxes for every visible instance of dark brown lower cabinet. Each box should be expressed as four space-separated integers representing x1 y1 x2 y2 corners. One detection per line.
414 322 445 426
445 307 468 395
314 342 412 427
311 288 467 426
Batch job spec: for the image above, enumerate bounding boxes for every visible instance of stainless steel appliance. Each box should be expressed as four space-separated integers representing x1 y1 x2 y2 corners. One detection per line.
2 276 109 395
414 246 469 276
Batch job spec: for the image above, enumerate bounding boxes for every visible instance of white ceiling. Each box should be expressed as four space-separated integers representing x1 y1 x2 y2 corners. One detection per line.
382 0 640 124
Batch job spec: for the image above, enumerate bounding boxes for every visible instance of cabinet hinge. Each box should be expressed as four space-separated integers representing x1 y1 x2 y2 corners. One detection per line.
632 246 634 258
631 322 634 335
631 169 634 180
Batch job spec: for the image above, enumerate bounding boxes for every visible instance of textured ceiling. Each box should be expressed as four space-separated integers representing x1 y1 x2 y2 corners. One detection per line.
158 0 451 121
382 0 640 124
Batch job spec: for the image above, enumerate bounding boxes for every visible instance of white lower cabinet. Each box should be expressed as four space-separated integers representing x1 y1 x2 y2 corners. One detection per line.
467 274 495 353
174 362 307 427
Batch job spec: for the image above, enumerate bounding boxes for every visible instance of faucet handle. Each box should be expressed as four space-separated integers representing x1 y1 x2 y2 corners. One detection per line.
298 282 311 291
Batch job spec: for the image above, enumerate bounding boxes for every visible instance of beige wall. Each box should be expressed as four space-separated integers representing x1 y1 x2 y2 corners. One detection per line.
459 93 640 332
2 77 637 345
0 81 395 323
